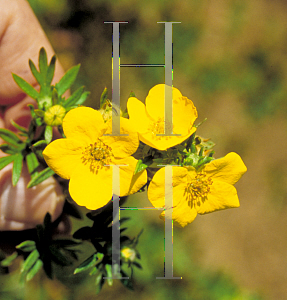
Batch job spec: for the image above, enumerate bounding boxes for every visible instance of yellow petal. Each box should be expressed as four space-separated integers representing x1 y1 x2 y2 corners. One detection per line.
148 166 197 227
116 156 147 196
139 129 196 151
173 96 198 136
196 180 240 215
43 138 84 179
101 117 139 158
69 162 113 210
63 107 106 144
145 84 182 121
127 97 151 133
204 152 247 185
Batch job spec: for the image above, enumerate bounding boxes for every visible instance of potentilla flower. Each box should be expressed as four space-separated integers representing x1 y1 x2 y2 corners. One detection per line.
43 107 147 210
147 152 247 228
127 84 198 150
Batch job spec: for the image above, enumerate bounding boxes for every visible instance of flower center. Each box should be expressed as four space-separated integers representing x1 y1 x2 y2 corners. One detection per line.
185 172 213 208
148 117 173 140
81 139 114 172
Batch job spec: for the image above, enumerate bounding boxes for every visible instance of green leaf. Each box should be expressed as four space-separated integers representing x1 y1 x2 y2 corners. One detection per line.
34 109 45 118
12 153 23 186
26 152 39 176
46 55 56 86
16 240 36 252
39 47 48 75
56 64 81 96
21 249 40 273
29 59 43 86
105 264 113 286
132 261 142 269
32 140 47 148
0 144 19 154
134 157 153 174
120 270 133 290
10 120 28 134
12 74 39 100
0 128 22 146
129 91 136 98
100 87 108 107
76 91 90 106
27 167 54 188
62 86 84 108
44 125 53 144
74 253 98 274
26 259 43 281
1 252 18 267
0 155 17 170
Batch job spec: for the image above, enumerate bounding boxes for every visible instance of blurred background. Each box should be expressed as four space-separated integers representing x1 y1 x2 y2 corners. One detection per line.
2 0 287 299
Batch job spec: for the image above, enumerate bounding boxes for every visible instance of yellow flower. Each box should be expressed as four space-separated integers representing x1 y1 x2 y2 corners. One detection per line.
127 84 198 150
43 107 147 210
147 152 247 227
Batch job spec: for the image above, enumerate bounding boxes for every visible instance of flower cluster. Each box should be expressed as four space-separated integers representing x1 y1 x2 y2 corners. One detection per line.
43 83 247 227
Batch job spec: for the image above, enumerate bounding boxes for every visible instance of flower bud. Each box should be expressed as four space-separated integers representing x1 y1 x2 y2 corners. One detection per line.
121 247 136 262
44 105 66 126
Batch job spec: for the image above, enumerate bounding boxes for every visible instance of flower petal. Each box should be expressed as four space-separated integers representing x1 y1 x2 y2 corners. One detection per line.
204 152 247 185
173 96 198 136
139 130 196 151
127 97 151 133
101 117 139 158
69 163 113 210
196 180 240 215
116 156 147 196
63 107 106 144
145 84 182 121
43 138 84 179
148 166 197 227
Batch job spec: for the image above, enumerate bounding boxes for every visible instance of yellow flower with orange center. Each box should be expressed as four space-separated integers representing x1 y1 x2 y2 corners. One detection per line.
127 84 198 150
147 152 247 227
43 107 147 210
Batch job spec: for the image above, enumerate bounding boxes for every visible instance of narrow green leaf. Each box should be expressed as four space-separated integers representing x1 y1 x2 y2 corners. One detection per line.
75 91 90 106
120 270 133 290
21 249 39 273
44 126 53 144
0 155 17 170
62 86 84 108
1 252 18 267
12 153 23 186
47 55 56 85
16 240 36 252
29 59 43 85
74 253 98 274
34 109 45 118
89 266 98 275
105 264 113 286
132 261 142 269
26 259 43 281
0 144 19 154
100 87 108 107
26 152 39 176
12 74 39 99
39 47 48 75
56 64 81 96
10 120 28 134
134 157 153 174
0 128 22 146
32 140 47 148
27 167 54 188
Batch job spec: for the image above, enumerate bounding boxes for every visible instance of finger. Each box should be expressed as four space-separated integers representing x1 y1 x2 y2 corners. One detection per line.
0 0 65 106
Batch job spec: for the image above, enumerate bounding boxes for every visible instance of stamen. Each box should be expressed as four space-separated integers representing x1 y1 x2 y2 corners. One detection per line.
81 139 114 173
148 117 173 140
184 172 213 208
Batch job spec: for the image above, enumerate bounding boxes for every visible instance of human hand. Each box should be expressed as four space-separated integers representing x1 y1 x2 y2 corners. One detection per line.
0 0 66 231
